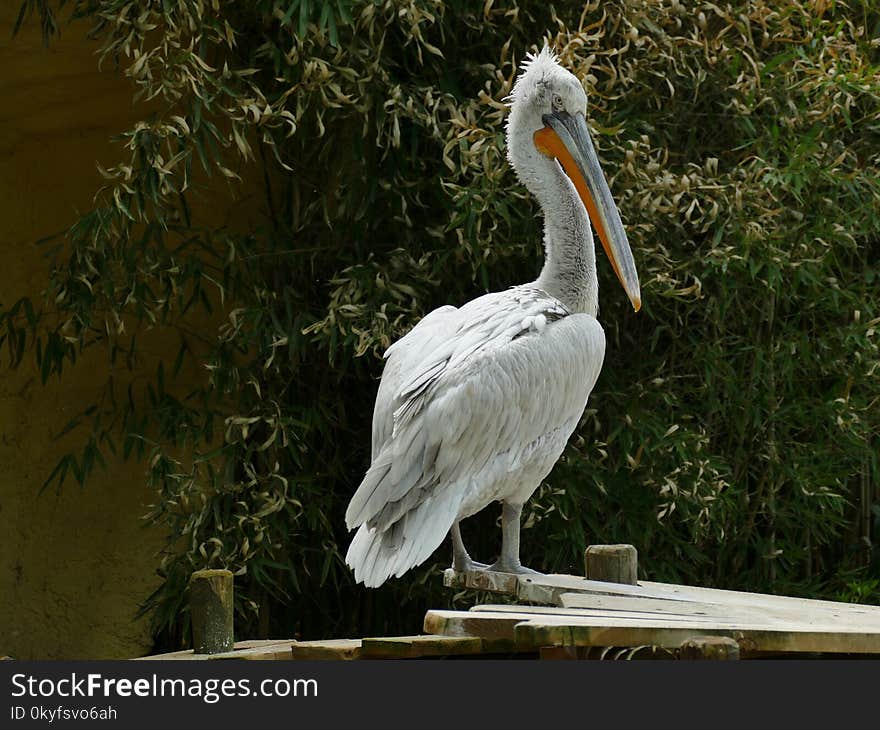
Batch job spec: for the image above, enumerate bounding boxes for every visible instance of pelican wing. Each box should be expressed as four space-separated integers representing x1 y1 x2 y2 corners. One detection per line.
370 304 459 460
345 286 606 586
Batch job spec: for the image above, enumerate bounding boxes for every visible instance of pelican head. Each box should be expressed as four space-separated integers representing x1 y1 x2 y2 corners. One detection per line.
506 47 641 312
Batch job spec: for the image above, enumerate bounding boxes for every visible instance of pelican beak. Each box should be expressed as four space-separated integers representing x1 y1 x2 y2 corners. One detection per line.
534 110 641 312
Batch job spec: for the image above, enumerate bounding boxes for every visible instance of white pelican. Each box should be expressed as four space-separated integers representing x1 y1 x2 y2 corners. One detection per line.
345 47 641 587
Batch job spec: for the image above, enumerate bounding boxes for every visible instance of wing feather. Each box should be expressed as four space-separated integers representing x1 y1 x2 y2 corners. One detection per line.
370 305 458 459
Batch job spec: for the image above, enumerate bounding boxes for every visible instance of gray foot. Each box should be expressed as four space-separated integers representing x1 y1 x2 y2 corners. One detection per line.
486 561 542 575
452 557 490 573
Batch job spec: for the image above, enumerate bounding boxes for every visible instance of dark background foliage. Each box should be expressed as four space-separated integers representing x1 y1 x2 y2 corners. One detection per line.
6 0 880 650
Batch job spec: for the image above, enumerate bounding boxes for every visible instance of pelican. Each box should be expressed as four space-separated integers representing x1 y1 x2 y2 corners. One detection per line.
345 47 641 587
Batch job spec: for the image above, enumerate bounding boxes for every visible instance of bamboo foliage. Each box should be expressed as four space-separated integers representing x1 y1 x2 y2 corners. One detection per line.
4 0 879 645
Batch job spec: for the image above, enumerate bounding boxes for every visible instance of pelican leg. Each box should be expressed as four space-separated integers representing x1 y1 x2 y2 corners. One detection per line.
452 522 489 573
451 521 488 572
488 501 541 574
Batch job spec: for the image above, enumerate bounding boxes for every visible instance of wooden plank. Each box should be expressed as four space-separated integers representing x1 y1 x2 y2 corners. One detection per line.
516 616 880 655
558 593 880 629
540 645 676 660
468 604 865 633
361 635 483 659
471 603 721 624
516 574 704 605
233 639 297 650
290 639 362 660
136 649 205 661
137 639 298 661
443 569 520 594
679 636 740 660
212 642 297 660
539 646 582 660
470 603 799 628
445 569 700 604
429 606 880 654
521 612 880 638
424 609 525 646
560 593 739 617
636 580 880 618
446 570 880 628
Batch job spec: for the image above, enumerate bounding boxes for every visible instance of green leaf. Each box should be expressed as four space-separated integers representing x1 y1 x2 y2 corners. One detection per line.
298 0 310 39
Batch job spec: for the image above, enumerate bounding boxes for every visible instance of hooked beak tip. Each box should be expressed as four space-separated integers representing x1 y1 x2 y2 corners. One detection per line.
632 296 642 313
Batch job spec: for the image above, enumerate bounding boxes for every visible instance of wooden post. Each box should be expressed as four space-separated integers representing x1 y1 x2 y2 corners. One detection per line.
678 636 740 660
584 544 638 585
189 569 234 654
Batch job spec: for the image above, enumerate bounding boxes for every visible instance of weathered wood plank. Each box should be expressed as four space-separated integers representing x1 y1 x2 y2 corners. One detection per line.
137 639 298 661
636 580 880 619
539 646 591 660
212 642 297 660
443 569 520 594
445 569 697 604
430 604 880 655
361 635 483 659
136 649 205 661
470 603 722 624
516 574 701 605
424 610 524 645
526 575 880 621
446 570 880 630
560 593 734 616
516 617 880 655
234 639 297 650
678 636 740 660
468 604 865 634
470 603 795 628
558 593 880 628
290 639 362 660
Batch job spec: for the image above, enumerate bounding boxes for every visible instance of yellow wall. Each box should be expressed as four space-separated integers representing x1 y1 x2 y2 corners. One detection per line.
0 9 235 659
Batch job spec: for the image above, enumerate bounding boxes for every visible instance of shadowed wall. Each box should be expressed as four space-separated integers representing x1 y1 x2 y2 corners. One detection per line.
0 7 262 659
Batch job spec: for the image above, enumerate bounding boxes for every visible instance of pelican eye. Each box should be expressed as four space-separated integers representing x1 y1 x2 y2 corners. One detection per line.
551 93 564 112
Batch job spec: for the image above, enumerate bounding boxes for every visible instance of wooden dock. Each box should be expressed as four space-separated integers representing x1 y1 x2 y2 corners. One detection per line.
140 575 880 660
138 547 880 660
427 569 880 658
